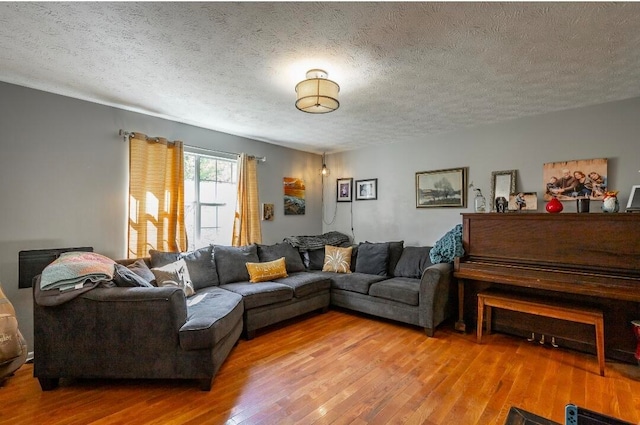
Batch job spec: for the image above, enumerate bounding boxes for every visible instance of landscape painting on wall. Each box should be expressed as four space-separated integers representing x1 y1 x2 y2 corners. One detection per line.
284 177 305 215
543 158 607 201
416 167 467 208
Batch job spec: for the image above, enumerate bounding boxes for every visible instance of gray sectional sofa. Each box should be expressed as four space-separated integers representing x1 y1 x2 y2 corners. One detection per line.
33 238 453 391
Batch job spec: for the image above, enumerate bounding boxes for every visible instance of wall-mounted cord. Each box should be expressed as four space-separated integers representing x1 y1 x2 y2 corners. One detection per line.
321 175 337 225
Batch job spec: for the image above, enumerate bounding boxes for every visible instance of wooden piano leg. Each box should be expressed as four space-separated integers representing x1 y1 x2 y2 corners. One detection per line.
455 279 467 333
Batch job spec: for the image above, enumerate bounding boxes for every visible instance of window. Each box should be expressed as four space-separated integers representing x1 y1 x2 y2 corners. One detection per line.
184 151 237 250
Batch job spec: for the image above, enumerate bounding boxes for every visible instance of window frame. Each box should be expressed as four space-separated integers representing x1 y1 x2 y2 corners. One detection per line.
184 148 237 249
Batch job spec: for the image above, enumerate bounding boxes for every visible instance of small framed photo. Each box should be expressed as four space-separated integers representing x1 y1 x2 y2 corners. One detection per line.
416 167 467 208
336 178 353 202
508 192 538 211
626 185 640 212
355 178 378 200
261 203 274 221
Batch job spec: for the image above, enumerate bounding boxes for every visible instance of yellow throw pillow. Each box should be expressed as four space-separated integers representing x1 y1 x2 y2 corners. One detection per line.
246 257 288 283
323 245 352 273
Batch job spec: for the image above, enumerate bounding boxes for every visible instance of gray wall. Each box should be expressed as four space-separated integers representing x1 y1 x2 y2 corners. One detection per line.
322 97 640 246
0 82 323 354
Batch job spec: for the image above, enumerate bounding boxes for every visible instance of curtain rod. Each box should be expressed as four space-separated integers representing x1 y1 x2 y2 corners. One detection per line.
118 130 266 162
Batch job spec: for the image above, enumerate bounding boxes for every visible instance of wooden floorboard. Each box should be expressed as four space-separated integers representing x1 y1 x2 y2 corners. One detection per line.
2 309 640 425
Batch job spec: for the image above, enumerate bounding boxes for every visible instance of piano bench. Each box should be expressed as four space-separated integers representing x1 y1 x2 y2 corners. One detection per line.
476 290 605 376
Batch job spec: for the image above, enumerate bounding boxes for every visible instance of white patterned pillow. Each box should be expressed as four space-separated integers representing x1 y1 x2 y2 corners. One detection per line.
151 259 195 296
322 245 352 274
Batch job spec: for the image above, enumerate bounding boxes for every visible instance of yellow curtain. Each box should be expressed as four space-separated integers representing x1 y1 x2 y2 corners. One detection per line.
232 153 262 246
128 133 186 258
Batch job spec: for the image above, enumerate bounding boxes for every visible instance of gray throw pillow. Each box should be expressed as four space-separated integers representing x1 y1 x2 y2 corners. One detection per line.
149 249 180 268
150 246 218 290
113 263 154 287
182 246 218 290
213 244 259 285
126 259 156 283
257 242 305 273
394 246 433 278
355 242 390 276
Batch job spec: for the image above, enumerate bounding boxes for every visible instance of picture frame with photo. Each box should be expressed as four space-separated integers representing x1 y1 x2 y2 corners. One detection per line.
415 167 467 208
508 192 538 211
355 178 377 200
543 158 608 201
261 203 274 221
336 178 353 202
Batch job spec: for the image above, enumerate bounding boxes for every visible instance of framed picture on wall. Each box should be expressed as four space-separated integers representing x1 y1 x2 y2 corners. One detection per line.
261 203 274 221
355 178 377 200
416 167 467 208
337 178 353 202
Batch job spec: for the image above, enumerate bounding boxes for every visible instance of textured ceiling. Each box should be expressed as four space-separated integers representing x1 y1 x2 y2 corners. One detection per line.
1 2 640 154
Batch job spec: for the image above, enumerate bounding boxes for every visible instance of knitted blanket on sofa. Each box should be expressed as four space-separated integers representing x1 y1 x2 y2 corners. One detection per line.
283 231 351 252
40 251 115 292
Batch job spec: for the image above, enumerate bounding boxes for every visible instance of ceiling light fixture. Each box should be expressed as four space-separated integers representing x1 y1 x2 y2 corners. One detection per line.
295 69 340 114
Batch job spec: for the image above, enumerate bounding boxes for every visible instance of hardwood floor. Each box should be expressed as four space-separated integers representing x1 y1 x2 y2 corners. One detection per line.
2 310 640 425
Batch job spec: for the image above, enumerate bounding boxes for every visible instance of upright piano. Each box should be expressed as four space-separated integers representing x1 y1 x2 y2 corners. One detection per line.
454 213 640 361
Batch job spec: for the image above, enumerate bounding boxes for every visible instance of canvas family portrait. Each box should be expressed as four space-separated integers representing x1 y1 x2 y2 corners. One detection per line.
543 158 608 201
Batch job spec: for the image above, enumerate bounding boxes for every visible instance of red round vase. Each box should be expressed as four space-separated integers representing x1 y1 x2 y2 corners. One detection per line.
545 197 563 213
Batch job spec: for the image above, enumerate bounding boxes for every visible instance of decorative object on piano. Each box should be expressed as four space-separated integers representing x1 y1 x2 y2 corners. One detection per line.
576 197 590 213
601 190 619 213
490 170 517 212
508 192 538 211
545 196 563 213
415 167 467 208
495 196 508 213
543 158 608 201
625 185 640 212
469 182 486 212
632 320 640 365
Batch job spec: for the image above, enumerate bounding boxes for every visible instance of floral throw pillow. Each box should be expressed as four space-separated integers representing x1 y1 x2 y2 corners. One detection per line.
322 245 353 274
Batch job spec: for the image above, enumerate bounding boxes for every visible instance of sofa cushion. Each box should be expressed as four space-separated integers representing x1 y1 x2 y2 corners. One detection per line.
246 257 288 283
149 246 218 289
151 259 195 297
220 281 293 309
368 277 420 306
322 245 352 273
394 246 433 278
323 272 387 295
113 263 154 288
355 242 390 276
257 242 305 273
273 272 331 298
179 286 244 350
213 244 259 285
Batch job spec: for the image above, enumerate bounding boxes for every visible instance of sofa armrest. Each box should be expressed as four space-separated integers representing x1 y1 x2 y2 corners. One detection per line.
418 262 454 333
34 286 188 379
